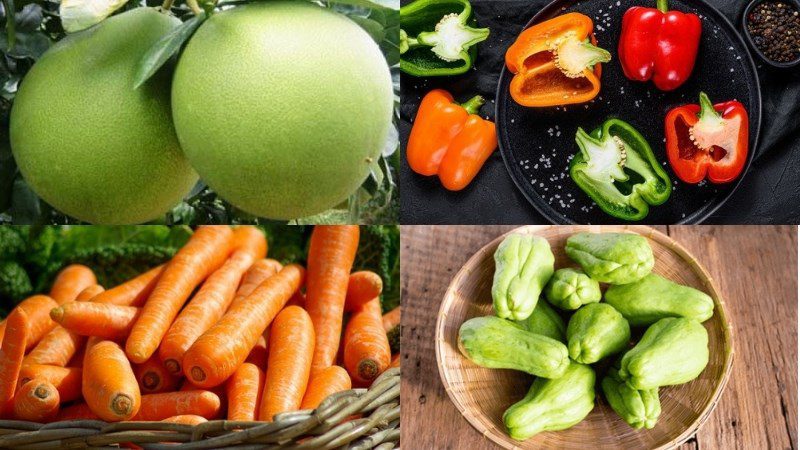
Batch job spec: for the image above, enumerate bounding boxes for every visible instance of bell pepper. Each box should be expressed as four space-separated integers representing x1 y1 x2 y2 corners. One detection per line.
505 13 611 107
618 0 702 91
406 89 497 191
665 92 749 184
570 118 672 221
400 0 490 77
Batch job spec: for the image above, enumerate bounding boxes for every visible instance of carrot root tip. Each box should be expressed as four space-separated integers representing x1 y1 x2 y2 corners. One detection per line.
142 372 161 391
33 385 51 400
358 359 381 382
190 366 206 383
164 359 181 375
50 307 64 322
111 394 135 416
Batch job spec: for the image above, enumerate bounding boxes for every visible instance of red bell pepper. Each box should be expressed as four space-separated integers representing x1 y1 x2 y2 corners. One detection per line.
665 92 748 184
618 0 702 91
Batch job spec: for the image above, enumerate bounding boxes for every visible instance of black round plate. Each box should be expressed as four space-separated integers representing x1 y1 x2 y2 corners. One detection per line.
496 0 762 224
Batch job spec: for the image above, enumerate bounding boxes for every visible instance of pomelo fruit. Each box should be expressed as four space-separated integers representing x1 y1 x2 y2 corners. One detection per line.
10 8 198 224
171 1 394 220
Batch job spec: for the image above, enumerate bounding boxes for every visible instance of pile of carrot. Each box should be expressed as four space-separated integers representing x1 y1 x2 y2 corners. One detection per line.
0 225 400 425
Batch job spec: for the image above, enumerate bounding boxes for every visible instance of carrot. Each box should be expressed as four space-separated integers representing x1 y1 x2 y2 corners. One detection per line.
244 335 268 369
233 259 283 306
183 264 305 388
286 290 306 308
126 226 234 364
133 391 221 421
344 271 383 312
134 355 181 394
91 265 166 307
179 380 227 403
343 298 391 387
0 295 58 351
49 265 97 305
0 309 29 417
226 363 264 421
258 306 315 421
159 226 267 375
300 365 351 410
56 402 99 421
82 340 140 421
13 379 60 422
305 225 359 372
390 354 400 368
162 414 208 425
382 307 400 332
19 365 82 403
51 303 140 341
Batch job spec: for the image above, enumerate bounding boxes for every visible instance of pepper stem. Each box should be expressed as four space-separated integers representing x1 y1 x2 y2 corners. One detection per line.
460 95 485 115
657 0 668 13
697 92 722 122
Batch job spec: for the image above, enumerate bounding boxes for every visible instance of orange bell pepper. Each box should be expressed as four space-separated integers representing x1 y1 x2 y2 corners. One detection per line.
505 12 611 107
406 89 497 191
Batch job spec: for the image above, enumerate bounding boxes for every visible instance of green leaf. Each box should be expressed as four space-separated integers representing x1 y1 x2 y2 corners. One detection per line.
347 15 384 43
9 177 41 224
2 0 16 50
324 0 395 13
133 12 205 90
0 30 50 59
0 131 16 212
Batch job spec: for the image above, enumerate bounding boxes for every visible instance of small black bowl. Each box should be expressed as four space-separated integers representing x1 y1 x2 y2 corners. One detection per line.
741 0 800 69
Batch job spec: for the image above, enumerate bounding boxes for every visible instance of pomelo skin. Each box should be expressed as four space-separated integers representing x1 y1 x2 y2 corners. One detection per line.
10 8 198 224
171 1 394 220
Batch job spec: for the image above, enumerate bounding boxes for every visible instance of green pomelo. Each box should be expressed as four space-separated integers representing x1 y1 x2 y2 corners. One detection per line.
171 1 394 219
10 8 198 224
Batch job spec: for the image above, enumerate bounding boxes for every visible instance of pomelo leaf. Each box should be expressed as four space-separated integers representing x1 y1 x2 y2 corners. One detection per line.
347 15 384 44
60 0 127 33
133 12 205 90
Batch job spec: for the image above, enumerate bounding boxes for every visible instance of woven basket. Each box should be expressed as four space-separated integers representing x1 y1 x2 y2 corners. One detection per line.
0 367 400 449
435 225 734 450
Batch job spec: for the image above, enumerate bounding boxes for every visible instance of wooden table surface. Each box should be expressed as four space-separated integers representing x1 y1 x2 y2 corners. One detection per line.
400 225 798 449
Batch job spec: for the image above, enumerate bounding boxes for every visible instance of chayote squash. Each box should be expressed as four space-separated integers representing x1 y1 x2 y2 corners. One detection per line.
458 316 569 379
619 317 709 389
565 232 654 285
503 361 596 440
492 234 555 321
566 303 631 364
516 299 566 343
601 367 661 429
544 267 601 310
605 273 714 326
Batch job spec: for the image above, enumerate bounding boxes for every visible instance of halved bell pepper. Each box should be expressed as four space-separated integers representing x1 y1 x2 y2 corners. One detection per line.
665 92 749 184
505 13 611 107
400 0 490 77
406 89 497 191
570 119 672 221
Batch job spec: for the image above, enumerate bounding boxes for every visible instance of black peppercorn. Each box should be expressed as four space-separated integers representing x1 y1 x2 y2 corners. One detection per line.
747 1 800 63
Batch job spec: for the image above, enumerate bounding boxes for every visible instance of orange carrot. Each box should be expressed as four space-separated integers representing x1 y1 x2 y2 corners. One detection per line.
56 402 99 421
305 225 359 372
91 265 166 307
159 226 267 375
390 354 400 368
244 335 268 369
134 355 181 394
286 290 306 308
51 303 140 341
0 295 58 351
13 379 60 422
226 362 264 421
82 340 140 421
133 391 221 421
235 259 283 302
344 271 383 312
382 307 400 332
183 264 305 388
300 365 351 410
162 414 208 425
126 226 235 364
344 299 391 387
19 365 82 403
258 306 315 421
0 309 29 417
49 265 97 305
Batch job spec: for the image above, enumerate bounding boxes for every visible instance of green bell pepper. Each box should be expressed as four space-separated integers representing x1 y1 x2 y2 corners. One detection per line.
400 0 489 77
570 118 671 221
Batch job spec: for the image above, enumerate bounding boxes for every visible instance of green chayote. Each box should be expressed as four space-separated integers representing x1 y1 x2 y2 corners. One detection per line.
458 316 569 379
567 303 631 364
565 232 654 285
503 361 596 440
544 268 601 310
619 317 709 390
605 273 714 326
492 234 555 320
516 299 566 343
601 367 661 429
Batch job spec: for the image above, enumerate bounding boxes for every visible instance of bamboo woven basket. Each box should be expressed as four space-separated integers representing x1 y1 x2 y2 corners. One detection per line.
435 225 734 450
0 367 400 449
